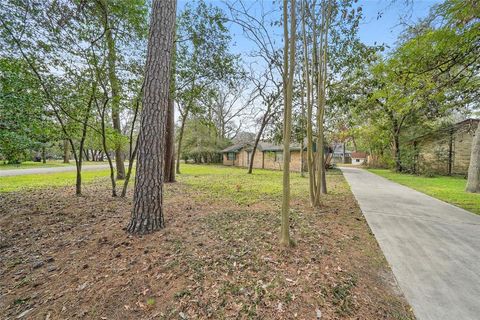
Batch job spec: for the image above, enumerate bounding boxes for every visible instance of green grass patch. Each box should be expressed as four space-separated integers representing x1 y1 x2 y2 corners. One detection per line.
177 164 311 205
0 160 104 170
369 169 480 215
1 163 339 203
0 169 113 193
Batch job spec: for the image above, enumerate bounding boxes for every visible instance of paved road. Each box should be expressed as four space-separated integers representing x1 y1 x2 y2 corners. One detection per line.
0 164 112 177
341 167 480 320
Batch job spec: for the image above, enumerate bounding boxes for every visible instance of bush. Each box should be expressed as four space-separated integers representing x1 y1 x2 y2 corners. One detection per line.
0 131 32 164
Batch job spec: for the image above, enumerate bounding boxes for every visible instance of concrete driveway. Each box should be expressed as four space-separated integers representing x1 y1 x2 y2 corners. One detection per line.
341 167 480 320
0 164 111 177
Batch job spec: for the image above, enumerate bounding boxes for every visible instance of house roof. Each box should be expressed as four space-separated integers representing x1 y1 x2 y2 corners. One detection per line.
221 144 245 153
351 151 367 158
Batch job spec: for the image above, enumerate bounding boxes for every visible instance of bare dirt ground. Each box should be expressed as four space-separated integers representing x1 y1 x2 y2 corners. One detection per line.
0 171 414 319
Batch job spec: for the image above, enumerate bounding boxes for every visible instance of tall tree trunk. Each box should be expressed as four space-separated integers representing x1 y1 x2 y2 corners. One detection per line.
127 0 176 234
176 111 188 174
311 0 326 207
164 42 176 183
63 139 70 163
466 122 480 193
280 0 296 247
73 91 94 196
319 12 329 195
393 132 402 172
99 0 126 180
248 113 269 174
95 96 117 197
41 146 46 164
301 0 315 205
121 140 138 197
121 86 142 197
164 93 176 182
84 149 90 162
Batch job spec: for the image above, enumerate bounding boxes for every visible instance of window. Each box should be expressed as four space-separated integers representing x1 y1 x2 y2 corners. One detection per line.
227 152 236 160
356 159 360 162
275 151 283 162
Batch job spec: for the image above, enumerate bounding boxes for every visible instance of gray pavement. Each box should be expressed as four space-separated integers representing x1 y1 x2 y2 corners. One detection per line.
0 164 111 177
341 167 480 320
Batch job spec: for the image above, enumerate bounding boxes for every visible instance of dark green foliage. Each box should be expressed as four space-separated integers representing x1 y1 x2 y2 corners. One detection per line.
180 119 230 163
0 58 56 163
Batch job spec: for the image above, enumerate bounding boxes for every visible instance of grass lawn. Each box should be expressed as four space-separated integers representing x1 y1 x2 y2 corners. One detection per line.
0 169 113 192
179 164 344 205
0 164 413 319
0 160 105 170
369 169 480 215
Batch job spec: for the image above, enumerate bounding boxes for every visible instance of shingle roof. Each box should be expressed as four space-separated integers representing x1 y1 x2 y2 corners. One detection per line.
221 144 245 153
351 151 367 158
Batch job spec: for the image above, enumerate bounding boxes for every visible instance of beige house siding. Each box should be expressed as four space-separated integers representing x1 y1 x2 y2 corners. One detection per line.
223 153 239 167
223 148 306 172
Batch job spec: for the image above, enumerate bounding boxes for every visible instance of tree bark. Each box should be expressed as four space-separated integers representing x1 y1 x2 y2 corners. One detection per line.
164 93 176 182
84 149 90 162
280 0 295 247
127 0 176 234
41 146 46 164
63 139 70 163
466 122 480 193
393 131 402 172
319 11 329 195
248 112 270 174
301 0 315 206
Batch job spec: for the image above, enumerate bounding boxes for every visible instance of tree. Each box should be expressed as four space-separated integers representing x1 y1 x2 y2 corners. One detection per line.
175 0 238 174
226 0 284 175
1 1 146 195
93 0 148 180
0 58 52 163
247 71 282 174
127 0 176 234
280 0 296 247
466 122 480 193
164 92 176 182
301 0 332 205
180 118 230 163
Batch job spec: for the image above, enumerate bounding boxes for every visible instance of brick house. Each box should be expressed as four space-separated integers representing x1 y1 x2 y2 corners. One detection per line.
351 151 368 165
222 142 306 172
410 118 479 175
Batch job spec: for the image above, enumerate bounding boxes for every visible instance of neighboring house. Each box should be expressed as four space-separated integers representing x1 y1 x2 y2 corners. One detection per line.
331 143 351 164
351 152 367 165
222 142 306 172
410 118 479 175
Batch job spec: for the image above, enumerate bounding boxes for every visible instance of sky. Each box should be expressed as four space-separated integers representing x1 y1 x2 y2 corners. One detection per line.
178 0 442 55
175 0 442 133
357 0 440 49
